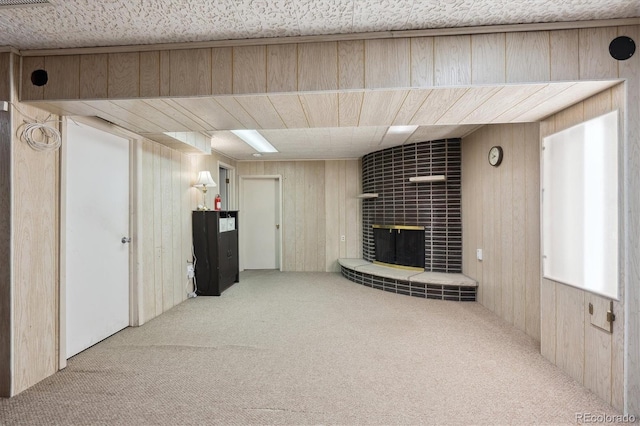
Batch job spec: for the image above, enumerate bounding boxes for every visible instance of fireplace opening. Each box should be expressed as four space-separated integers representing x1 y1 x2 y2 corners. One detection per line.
373 225 425 270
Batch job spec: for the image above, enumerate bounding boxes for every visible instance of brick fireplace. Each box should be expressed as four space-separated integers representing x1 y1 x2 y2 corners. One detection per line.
361 139 462 273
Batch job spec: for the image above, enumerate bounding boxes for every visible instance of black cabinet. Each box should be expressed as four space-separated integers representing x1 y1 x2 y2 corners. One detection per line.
192 210 239 296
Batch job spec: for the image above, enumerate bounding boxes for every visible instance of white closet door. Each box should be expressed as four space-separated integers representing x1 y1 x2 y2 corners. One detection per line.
241 178 279 270
65 121 130 358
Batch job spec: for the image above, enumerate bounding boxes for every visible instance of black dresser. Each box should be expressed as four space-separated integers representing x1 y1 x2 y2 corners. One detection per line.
192 210 239 296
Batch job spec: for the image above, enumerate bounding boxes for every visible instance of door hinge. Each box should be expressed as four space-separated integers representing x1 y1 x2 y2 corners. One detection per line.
589 300 615 333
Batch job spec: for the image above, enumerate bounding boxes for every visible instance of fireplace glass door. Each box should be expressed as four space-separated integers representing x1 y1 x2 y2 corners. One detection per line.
373 225 425 269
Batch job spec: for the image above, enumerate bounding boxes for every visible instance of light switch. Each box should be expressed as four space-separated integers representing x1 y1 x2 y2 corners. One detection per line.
476 249 483 261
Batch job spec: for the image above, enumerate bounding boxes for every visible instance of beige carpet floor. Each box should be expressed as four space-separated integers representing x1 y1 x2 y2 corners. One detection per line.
0 270 623 425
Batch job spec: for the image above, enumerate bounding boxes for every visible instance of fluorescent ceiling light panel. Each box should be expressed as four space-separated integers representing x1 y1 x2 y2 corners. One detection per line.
387 125 418 134
231 130 278 153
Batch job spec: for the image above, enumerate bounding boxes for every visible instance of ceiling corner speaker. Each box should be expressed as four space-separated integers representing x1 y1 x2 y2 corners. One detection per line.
30 69 48 87
609 36 636 61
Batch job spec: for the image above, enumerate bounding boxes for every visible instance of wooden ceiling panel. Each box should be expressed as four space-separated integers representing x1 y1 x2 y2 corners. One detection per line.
409 87 468 125
34 80 620 159
167 98 245 130
234 95 287 129
392 89 432 125
491 82 576 122
299 93 339 127
84 100 165 132
338 92 364 127
461 84 548 124
153 99 213 131
269 94 309 128
513 80 621 122
214 97 262 129
112 99 197 131
358 90 408 127
435 86 502 124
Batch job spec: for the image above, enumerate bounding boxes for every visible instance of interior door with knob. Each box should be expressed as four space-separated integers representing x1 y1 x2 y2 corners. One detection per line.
240 177 281 270
65 120 130 358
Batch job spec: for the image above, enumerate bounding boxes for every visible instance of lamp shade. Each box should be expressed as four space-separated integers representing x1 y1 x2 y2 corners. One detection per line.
194 171 216 188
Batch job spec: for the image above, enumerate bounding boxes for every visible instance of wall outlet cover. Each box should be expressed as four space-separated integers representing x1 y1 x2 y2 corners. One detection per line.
186 263 195 279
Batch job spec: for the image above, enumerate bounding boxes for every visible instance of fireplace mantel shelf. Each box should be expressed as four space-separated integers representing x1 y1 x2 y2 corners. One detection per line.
356 193 379 199
408 175 446 183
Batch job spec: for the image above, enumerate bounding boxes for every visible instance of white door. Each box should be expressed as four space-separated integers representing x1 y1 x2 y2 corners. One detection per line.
65 121 130 358
241 178 279 269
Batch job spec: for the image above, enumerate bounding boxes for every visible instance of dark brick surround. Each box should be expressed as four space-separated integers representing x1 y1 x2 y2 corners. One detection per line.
341 266 476 302
361 139 462 273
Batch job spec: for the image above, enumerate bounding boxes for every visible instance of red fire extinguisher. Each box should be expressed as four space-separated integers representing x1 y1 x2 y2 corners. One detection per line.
214 194 222 211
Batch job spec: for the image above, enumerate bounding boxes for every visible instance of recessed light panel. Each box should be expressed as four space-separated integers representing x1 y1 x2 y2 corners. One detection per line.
231 130 278 153
387 125 419 135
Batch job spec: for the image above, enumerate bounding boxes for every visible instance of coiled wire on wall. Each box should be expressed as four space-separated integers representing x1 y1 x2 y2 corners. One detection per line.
11 102 62 152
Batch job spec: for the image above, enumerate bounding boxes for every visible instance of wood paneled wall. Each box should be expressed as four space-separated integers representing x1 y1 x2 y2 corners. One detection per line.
11 103 59 396
190 151 238 210
325 160 362 272
0 53 12 397
136 143 237 325
2 50 231 394
138 140 192 324
236 160 361 272
620 24 640 417
538 86 625 410
462 123 541 341
0 53 60 396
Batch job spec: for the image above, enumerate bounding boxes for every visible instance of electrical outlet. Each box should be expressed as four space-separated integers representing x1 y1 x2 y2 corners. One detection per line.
186 263 195 279
340 235 346 242
476 249 483 261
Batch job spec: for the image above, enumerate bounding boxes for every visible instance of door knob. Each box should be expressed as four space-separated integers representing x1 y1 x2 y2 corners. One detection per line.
121 237 131 244
276 224 280 229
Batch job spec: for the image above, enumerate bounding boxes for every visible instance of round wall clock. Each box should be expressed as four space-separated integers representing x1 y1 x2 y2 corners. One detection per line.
488 146 503 167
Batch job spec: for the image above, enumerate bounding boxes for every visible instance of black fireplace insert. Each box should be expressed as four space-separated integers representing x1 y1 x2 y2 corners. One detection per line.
373 225 425 270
